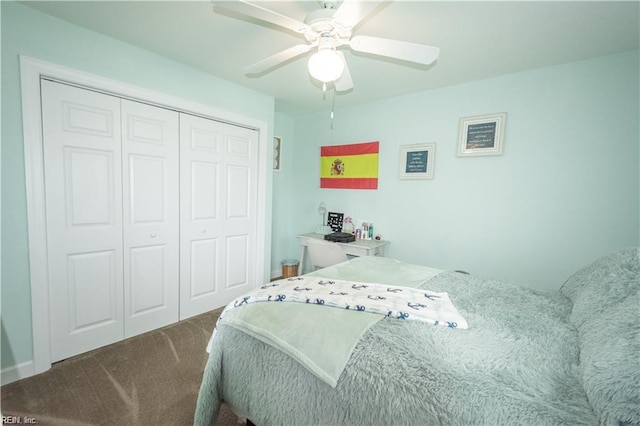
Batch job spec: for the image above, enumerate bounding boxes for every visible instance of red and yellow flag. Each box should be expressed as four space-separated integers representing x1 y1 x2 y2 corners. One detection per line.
320 141 379 189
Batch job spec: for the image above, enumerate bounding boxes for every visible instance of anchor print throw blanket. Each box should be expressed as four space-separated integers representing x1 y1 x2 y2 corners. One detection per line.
207 275 467 386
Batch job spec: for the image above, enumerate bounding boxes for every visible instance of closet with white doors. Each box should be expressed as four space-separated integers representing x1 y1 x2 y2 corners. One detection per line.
41 79 258 362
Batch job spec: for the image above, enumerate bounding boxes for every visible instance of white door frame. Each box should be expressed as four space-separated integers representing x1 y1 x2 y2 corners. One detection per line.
20 55 269 375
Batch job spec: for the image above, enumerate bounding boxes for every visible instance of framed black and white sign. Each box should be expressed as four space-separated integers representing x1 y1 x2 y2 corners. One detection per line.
399 143 435 179
458 113 506 157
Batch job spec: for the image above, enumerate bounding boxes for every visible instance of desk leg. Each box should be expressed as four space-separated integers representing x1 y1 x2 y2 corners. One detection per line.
299 245 308 275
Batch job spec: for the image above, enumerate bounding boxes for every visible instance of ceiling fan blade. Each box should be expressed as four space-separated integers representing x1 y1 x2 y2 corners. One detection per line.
332 0 384 29
350 35 440 65
334 51 353 92
245 44 312 75
214 1 309 34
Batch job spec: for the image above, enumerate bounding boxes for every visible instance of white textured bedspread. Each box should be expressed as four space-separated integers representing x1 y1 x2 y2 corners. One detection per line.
210 259 444 387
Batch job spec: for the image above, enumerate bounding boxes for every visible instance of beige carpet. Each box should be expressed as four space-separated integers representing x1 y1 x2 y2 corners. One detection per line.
1 309 241 425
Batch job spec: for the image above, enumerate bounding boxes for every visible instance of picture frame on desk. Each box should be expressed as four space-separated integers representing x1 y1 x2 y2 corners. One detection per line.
458 113 506 157
399 143 435 180
327 212 344 232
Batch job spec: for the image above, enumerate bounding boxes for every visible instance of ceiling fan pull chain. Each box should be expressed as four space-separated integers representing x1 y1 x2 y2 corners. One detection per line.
330 88 336 130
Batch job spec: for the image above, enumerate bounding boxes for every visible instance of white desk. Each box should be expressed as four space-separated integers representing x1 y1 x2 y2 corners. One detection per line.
297 232 390 274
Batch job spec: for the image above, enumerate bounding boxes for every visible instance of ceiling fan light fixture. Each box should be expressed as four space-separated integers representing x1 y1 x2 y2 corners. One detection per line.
307 48 344 83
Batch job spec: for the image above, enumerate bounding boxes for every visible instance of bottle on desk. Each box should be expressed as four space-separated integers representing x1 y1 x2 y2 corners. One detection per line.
358 222 373 240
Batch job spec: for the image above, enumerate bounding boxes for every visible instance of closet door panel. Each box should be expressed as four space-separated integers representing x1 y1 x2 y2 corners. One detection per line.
129 245 167 313
67 250 119 331
226 235 249 287
129 155 165 222
41 79 124 362
190 238 218 297
222 128 258 295
180 114 224 319
65 147 115 227
121 99 179 337
191 161 219 220
227 165 250 219
180 114 258 319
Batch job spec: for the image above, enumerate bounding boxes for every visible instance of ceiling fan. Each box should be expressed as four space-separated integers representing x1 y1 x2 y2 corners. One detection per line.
213 0 440 92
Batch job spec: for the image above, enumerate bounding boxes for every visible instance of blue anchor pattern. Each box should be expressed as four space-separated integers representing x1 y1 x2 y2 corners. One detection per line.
368 295 387 300
424 292 441 301
216 276 467 331
407 302 427 310
267 294 286 302
260 283 278 289
234 296 250 307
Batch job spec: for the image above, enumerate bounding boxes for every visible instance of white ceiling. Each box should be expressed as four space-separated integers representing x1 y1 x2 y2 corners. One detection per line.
23 1 640 116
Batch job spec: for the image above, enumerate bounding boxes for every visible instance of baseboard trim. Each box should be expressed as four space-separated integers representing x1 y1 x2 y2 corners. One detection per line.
1 360 35 386
270 269 282 280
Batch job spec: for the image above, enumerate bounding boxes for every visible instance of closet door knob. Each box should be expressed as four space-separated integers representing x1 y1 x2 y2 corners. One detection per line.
201 229 206 234
150 233 157 238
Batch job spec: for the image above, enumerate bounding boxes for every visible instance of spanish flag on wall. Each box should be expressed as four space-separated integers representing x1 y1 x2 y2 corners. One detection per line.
320 141 379 189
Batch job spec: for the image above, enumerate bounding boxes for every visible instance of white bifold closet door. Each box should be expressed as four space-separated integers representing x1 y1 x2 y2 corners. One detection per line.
121 99 179 337
179 114 258 319
42 80 179 362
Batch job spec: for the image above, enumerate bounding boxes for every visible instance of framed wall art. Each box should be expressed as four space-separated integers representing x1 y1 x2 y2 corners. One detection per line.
398 143 436 180
273 137 281 170
458 113 506 157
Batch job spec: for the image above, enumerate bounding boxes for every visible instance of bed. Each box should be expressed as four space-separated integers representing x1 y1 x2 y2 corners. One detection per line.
194 247 639 425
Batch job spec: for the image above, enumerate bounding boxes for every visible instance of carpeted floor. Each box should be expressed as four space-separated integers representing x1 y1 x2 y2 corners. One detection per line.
1 308 241 425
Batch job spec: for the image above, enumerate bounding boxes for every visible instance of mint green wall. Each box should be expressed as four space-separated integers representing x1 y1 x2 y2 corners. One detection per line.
1 2 275 370
274 51 639 290
270 113 296 277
